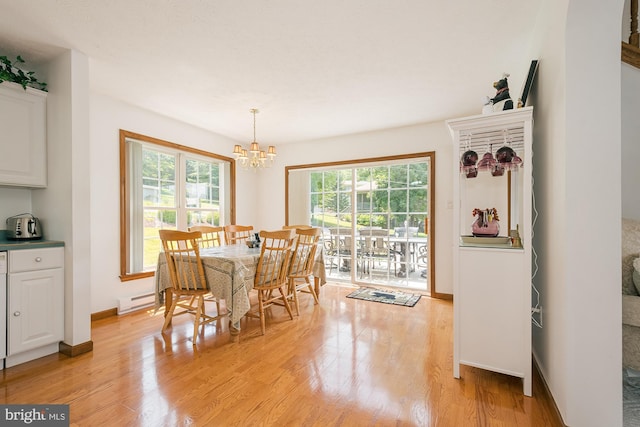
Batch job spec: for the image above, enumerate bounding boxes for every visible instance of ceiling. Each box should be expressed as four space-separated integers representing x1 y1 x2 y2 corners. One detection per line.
0 1 542 145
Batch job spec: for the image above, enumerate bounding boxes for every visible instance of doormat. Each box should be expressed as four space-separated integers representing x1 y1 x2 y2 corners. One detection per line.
346 287 421 307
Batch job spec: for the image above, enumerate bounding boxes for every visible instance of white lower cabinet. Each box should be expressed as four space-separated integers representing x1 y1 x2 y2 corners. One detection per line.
6 247 64 367
456 247 530 392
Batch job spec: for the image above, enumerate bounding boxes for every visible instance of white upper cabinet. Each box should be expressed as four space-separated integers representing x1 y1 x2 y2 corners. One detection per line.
0 81 47 187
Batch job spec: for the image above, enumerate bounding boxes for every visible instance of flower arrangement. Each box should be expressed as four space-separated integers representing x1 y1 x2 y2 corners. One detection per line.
471 208 500 237
0 55 47 91
472 207 499 222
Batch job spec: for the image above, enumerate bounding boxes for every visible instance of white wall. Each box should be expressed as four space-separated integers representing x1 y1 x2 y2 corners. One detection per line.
564 2 622 423
89 93 255 312
29 49 92 347
257 121 455 295
89 95 455 307
529 0 570 419
622 62 640 219
0 188 31 224
531 1 623 426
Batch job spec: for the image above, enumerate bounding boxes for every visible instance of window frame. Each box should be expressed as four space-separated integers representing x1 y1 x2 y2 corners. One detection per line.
119 129 236 281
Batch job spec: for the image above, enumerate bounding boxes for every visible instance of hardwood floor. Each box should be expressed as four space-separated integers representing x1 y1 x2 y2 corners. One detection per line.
0 284 562 426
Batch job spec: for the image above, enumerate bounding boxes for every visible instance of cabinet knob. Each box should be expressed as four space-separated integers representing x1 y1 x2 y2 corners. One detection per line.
35 257 42 262
13 311 20 317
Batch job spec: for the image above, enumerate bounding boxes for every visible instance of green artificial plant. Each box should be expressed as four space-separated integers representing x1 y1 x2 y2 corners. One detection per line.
0 55 47 91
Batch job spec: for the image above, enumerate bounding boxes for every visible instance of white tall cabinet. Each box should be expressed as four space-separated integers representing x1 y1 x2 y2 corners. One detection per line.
446 107 533 396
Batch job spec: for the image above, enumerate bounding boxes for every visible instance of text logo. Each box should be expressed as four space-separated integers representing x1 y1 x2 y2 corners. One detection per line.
0 405 69 426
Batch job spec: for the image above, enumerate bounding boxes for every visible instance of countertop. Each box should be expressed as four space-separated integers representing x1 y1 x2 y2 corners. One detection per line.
0 230 64 251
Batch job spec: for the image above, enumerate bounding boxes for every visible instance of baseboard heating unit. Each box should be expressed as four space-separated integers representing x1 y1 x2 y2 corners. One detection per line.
117 293 155 315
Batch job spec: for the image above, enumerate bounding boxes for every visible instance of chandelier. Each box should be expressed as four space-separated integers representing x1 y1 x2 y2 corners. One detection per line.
232 108 276 170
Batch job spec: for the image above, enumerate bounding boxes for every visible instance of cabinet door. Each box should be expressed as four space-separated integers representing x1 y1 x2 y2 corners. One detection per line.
458 248 526 376
0 82 47 187
8 268 64 355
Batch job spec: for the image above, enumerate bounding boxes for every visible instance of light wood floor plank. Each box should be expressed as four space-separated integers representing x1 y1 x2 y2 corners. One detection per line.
0 283 562 426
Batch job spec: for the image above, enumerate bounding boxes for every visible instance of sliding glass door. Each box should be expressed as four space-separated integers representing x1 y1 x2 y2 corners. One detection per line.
354 162 428 288
287 154 433 293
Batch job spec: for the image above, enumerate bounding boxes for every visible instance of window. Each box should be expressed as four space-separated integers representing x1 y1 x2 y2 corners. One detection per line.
119 130 235 281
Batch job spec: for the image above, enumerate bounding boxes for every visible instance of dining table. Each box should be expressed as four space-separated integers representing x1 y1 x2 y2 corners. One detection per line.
155 243 326 337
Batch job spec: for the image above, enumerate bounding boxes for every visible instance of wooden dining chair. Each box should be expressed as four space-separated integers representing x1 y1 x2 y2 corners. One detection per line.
224 224 254 245
187 225 226 315
282 224 312 230
188 225 225 248
287 227 321 315
159 230 222 344
244 229 296 334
